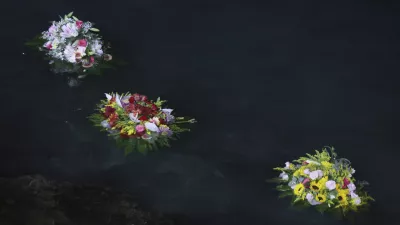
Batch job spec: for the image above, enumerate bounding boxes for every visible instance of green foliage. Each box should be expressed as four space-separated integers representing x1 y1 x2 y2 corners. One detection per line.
25 35 46 48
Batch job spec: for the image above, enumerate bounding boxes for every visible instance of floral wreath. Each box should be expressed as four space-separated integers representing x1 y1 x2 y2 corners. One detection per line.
89 92 196 154
271 146 374 215
25 12 118 76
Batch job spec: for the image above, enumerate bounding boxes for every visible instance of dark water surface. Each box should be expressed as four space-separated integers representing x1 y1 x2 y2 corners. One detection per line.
2 0 400 224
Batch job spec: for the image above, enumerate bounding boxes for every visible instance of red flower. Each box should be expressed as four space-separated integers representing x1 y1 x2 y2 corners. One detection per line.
342 178 351 188
159 118 166 124
139 115 148 121
125 104 136 113
109 113 118 127
46 43 52 49
76 20 83 28
78 39 87 47
128 96 135 104
104 106 116 117
151 104 158 111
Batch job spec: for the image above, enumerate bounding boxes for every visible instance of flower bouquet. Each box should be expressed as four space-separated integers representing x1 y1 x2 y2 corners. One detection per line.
271 147 374 216
88 93 196 155
25 12 118 77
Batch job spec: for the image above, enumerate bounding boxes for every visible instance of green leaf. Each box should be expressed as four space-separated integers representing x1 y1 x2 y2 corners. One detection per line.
67 12 74 17
64 15 68 20
90 28 100 32
278 191 293 199
276 185 292 192
266 178 284 183
72 16 79 21
315 203 329 213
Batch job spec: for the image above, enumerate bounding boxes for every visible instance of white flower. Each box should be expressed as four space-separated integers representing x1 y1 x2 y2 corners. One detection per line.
76 46 87 57
351 168 356 174
129 113 141 123
347 183 356 192
150 117 160 125
353 197 361 205
60 22 78 38
350 192 361 205
288 180 297 189
105 93 112 101
306 193 321 205
48 24 57 35
91 40 103 56
145 122 160 132
279 172 289 181
325 180 336 190
284 162 290 169
100 120 110 129
115 94 123 107
303 168 310 174
63 45 77 63
330 194 335 199
309 170 323 180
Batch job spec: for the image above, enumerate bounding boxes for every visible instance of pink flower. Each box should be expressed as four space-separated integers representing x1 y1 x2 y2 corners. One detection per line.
48 25 57 34
90 56 95 63
302 178 310 185
78 39 87 47
45 41 52 49
342 177 351 189
135 125 145 133
76 20 83 28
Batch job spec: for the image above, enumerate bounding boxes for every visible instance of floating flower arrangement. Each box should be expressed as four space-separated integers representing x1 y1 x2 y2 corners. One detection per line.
25 12 117 77
271 147 374 215
89 93 196 155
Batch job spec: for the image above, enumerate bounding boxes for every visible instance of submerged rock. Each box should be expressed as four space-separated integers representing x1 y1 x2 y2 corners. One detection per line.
0 175 174 225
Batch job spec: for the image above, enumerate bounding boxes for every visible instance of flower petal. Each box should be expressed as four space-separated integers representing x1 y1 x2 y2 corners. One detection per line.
129 113 140 123
144 122 160 132
115 94 123 107
105 93 112 101
162 108 173 114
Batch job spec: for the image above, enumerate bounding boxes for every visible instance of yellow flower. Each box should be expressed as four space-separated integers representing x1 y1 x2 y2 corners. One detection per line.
337 192 348 206
316 193 327 203
310 181 322 191
337 188 350 196
293 166 307 177
293 183 305 196
127 128 135 135
321 161 332 168
317 176 328 190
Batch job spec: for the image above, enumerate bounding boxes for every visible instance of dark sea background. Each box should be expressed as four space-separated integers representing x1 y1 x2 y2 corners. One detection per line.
1 0 399 224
